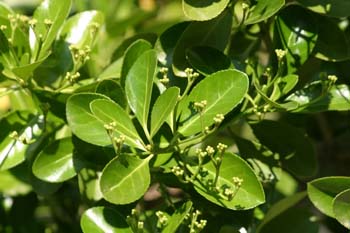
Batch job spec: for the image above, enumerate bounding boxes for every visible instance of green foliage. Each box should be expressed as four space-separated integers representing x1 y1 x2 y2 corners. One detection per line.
0 0 350 232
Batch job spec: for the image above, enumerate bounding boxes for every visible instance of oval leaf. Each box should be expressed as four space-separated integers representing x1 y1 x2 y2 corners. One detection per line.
151 87 180 137
100 155 153 204
190 152 265 210
182 0 230 21
32 137 77 183
0 111 45 170
81 206 132 233
307 176 350 218
121 39 152 88
178 69 248 136
333 189 350 229
125 49 157 129
66 93 110 146
89 99 145 150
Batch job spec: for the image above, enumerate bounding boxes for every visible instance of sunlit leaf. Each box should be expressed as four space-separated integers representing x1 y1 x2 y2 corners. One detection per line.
100 155 153 204
125 49 157 129
333 189 350 229
32 137 77 183
190 152 265 210
81 206 132 233
308 176 350 218
178 69 248 136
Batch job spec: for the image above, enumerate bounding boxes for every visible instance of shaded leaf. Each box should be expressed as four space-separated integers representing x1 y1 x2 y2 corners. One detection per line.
95 79 127 108
314 17 350 61
182 0 230 21
307 176 350 218
251 120 317 178
190 152 265 210
150 87 180 137
187 46 232 76
100 155 153 204
257 192 307 232
296 0 350 17
257 208 318 233
333 189 350 229
178 69 248 136
172 10 232 76
81 206 132 233
89 99 144 150
125 49 157 129
32 137 77 183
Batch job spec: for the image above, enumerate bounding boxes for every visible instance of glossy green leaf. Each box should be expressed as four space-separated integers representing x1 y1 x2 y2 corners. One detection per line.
314 17 350 61
121 39 152 88
61 10 103 48
287 84 350 112
100 155 153 204
163 201 193 233
190 152 265 210
125 49 157 129
98 59 123 79
178 69 248 136
32 137 77 183
307 176 350 218
333 189 350 229
245 0 285 25
186 46 232 76
66 93 110 146
257 192 306 232
275 6 318 73
81 206 132 233
257 208 318 233
270 74 299 101
150 87 180 137
95 79 127 108
182 0 230 21
33 0 72 59
251 120 317 178
296 0 350 17
172 10 232 76
89 99 145 150
0 111 45 171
